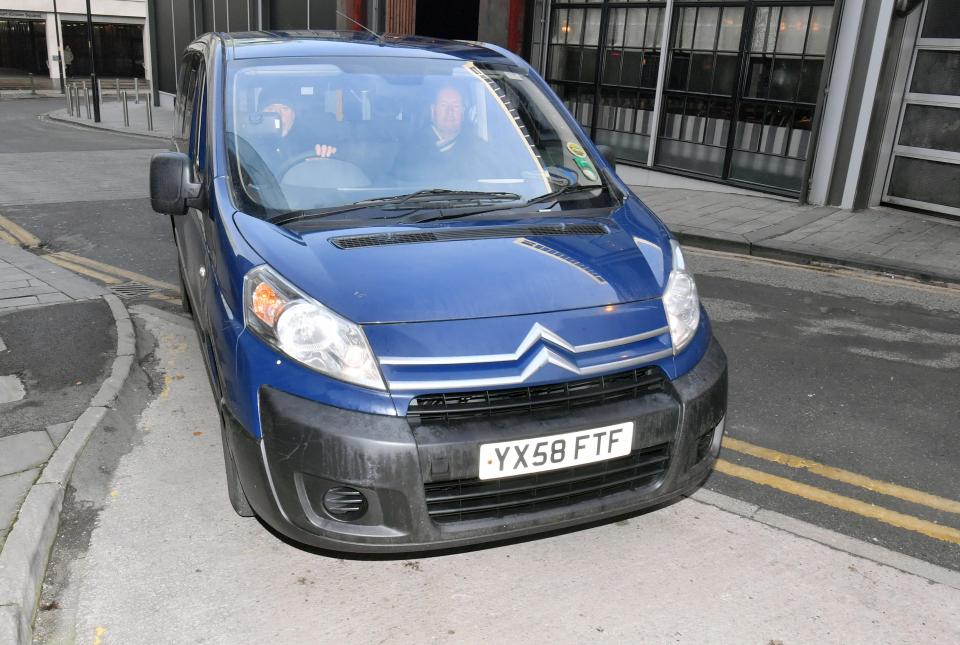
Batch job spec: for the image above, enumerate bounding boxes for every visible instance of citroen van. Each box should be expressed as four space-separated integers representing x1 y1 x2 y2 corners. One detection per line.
150 31 727 553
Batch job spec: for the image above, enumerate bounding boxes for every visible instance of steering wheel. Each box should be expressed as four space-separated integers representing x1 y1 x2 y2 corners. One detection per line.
277 149 326 182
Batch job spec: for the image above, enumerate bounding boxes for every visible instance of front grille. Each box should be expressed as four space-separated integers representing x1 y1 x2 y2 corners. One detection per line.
407 366 666 423
330 223 608 249
424 443 670 524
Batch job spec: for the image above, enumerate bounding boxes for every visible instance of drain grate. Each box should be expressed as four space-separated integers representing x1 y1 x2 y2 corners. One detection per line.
110 281 159 299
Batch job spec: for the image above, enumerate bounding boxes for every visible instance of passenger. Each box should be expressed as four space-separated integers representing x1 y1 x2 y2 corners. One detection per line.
429 86 470 153
397 84 488 181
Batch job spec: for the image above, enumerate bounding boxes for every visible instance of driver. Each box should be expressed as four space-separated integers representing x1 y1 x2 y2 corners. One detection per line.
258 89 338 160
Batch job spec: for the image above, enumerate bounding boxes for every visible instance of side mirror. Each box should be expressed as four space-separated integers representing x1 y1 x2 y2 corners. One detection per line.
596 144 618 171
150 152 202 215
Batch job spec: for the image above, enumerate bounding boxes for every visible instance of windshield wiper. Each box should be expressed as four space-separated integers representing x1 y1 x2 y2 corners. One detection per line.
524 184 605 207
366 189 522 208
400 185 606 225
266 203 382 226
265 190 522 226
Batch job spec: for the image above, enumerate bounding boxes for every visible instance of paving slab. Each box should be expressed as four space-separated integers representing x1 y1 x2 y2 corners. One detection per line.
0 469 38 544
44 423 72 448
0 433 54 478
0 374 24 404
0 246 105 301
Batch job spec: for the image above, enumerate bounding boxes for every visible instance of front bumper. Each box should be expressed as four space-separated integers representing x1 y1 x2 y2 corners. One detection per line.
226 337 727 553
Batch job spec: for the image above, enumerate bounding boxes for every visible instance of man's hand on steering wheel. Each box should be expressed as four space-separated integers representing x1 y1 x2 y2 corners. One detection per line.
276 144 339 180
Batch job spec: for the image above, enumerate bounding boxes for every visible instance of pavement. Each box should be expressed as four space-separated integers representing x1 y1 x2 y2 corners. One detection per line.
0 242 135 643
47 98 172 141
636 187 960 286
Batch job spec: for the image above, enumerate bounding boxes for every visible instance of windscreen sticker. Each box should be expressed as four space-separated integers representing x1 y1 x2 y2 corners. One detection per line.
574 156 598 181
566 142 587 159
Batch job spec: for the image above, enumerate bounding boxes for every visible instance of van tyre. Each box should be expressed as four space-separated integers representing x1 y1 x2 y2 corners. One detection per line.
220 414 254 517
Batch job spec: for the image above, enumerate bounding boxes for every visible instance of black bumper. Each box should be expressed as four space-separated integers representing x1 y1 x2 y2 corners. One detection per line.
226 338 727 554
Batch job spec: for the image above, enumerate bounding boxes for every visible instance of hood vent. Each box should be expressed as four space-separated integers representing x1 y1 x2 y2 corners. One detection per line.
330 223 609 249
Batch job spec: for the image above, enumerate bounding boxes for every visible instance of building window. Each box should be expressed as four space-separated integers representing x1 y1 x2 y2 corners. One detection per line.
728 4 833 193
0 19 48 76
542 0 836 198
546 3 605 130
656 4 743 178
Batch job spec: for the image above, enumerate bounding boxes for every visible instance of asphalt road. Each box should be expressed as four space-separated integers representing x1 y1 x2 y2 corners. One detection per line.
2 96 959 640
0 98 177 290
694 250 960 569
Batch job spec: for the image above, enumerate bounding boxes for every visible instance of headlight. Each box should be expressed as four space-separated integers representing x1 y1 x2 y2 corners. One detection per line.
242 265 385 390
662 240 700 352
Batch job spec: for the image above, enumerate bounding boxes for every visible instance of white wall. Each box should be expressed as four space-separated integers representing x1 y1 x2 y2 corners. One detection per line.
0 1 145 19
806 0 865 206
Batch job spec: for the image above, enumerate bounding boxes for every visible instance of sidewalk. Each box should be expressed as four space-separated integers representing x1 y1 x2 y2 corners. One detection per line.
46 98 172 140
634 186 960 285
0 90 63 101
45 99 960 285
0 241 133 642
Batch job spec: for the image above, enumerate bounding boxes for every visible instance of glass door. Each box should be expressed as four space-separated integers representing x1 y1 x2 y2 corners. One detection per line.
883 0 960 217
656 1 834 196
545 1 666 164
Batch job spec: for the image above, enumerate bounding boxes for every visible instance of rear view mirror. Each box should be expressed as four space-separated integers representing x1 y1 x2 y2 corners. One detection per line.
596 144 618 171
150 152 202 215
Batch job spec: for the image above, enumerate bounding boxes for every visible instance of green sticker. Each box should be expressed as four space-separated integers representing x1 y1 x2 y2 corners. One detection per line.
573 156 598 181
567 142 587 158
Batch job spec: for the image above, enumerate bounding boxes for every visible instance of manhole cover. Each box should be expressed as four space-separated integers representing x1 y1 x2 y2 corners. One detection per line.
110 281 158 299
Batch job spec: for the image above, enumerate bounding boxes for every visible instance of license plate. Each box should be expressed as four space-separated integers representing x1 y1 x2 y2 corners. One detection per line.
478 422 634 480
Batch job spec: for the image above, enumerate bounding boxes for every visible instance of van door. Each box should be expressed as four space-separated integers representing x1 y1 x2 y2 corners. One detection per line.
173 51 208 323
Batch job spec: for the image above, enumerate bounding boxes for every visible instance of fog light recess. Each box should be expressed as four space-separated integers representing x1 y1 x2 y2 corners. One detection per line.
322 486 368 521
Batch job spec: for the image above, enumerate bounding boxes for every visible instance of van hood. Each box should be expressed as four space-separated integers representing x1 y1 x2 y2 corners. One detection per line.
233 210 669 324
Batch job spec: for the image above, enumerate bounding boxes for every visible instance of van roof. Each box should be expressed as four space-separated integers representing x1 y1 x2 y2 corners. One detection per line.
220 31 518 64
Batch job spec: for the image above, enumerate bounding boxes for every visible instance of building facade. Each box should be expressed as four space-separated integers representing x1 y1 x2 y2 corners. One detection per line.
525 0 959 215
0 1 148 87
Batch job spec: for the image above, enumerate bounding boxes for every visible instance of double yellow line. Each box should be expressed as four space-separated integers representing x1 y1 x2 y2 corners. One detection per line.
0 213 41 248
0 214 180 305
43 251 182 305
717 438 960 545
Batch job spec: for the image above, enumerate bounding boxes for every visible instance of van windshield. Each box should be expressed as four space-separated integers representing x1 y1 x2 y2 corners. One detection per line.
224 56 605 218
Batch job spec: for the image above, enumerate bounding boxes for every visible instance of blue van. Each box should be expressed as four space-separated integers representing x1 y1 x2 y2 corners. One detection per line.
150 31 727 553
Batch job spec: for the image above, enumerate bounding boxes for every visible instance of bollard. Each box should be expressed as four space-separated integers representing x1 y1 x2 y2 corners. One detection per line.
134 77 140 104
121 91 129 127
116 77 121 101
66 83 74 116
84 84 92 119
29 73 36 95
145 94 154 131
